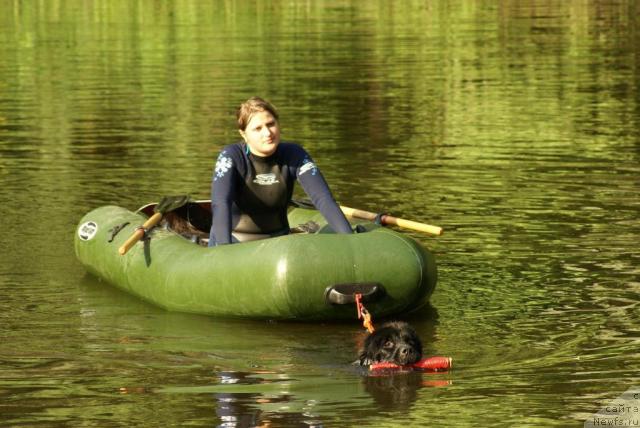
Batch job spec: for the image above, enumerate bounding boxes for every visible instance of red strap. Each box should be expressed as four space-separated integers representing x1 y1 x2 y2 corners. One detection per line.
355 293 375 333
355 293 363 319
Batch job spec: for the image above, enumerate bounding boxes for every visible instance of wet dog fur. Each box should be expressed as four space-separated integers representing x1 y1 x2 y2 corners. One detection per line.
357 321 423 366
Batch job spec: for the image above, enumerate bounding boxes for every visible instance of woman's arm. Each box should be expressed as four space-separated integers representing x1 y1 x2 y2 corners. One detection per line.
209 148 237 245
293 146 353 234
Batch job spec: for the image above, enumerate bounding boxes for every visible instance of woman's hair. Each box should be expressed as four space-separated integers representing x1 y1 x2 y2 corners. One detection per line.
236 97 279 131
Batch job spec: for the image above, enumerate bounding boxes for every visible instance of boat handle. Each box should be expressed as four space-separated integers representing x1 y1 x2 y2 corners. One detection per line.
324 283 385 305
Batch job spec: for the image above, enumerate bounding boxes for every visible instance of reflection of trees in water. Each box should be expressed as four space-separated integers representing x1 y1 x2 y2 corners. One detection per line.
4 0 637 168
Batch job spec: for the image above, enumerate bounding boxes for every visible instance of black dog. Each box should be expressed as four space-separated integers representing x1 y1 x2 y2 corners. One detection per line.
358 321 423 366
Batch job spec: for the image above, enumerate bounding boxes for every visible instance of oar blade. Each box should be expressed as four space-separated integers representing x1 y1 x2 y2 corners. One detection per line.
155 195 191 214
119 195 191 255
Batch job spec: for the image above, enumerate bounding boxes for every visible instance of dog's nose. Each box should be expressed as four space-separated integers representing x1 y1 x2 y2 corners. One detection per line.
399 346 409 356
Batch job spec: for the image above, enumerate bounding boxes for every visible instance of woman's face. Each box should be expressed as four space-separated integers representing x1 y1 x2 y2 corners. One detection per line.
239 110 281 157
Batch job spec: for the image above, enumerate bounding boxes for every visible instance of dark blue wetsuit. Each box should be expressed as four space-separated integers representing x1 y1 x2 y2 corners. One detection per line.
208 142 353 246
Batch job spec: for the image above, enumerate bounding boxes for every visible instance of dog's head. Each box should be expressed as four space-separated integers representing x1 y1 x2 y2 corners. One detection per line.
358 321 423 366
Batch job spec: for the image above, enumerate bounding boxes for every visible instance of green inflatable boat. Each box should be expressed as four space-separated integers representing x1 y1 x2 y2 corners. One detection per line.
74 200 437 320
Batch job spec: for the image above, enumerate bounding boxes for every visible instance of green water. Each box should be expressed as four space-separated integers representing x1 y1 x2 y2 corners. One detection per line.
1 1 639 426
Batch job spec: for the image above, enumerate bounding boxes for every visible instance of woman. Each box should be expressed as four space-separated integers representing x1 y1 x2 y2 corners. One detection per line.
208 97 353 246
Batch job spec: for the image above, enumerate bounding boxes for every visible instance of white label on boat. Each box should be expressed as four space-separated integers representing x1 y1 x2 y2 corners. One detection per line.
78 221 98 241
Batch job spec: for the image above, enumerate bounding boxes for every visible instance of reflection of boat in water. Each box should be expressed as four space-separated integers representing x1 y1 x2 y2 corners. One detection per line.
76 274 449 426
75 200 437 320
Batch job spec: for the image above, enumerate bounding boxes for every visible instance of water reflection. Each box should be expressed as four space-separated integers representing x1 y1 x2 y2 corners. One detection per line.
211 371 324 427
202 368 452 427
73 275 453 425
2 0 640 426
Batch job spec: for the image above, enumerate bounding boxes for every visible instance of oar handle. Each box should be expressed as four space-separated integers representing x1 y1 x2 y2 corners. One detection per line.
340 206 378 222
118 212 163 255
382 215 443 236
340 205 443 236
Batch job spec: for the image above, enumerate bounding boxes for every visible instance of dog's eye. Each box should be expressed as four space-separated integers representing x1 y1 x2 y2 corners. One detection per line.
383 340 394 349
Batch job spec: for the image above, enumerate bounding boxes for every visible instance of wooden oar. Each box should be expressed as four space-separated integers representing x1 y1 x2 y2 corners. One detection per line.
118 195 191 255
340 205 443 236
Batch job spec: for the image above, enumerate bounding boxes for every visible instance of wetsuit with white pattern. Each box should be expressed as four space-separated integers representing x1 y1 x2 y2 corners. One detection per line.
208 141 352 246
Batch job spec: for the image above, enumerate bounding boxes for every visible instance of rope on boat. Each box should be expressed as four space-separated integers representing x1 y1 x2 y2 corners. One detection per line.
355 293 375 333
